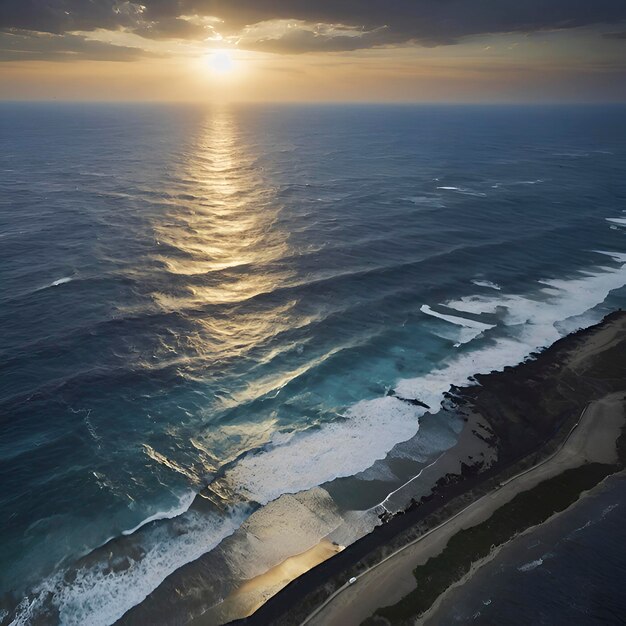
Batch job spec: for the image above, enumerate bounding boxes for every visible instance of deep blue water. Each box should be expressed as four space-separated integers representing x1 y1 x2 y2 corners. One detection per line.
1 104 626 625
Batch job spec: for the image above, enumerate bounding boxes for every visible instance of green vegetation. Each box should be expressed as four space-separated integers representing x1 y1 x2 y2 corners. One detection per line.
369 463 615 625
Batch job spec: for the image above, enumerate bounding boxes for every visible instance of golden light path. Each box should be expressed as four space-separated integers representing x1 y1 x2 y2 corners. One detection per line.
148 107 320 458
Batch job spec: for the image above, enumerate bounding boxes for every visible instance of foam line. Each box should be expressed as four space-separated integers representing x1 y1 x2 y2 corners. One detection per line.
471 279 501 291
224 396 423 505
397 255 626 400
420 304 495 330
121 490 196 536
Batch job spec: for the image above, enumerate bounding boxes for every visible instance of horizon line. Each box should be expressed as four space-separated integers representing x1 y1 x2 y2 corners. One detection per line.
2 99 626 106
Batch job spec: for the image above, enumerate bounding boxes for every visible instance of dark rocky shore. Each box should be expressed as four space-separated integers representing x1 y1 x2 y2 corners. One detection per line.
229 310 626 626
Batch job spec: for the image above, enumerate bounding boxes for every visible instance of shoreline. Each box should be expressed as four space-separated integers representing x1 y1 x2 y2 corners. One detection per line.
334 394 623 625
229 310 626 626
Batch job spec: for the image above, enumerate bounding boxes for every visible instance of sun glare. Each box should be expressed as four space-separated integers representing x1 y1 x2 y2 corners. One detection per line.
209 51 235 75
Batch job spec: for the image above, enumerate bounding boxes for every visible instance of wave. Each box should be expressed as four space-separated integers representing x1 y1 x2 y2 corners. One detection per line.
491 180 544 188
471 279 501 291
9 507 249 626
436 186 487 197
35 276 74 291
222 396 422 505
396 252 626 402
518 557 544 572
420 304 495 347
121 490 197 536
420 304 495 331
8 252 626 626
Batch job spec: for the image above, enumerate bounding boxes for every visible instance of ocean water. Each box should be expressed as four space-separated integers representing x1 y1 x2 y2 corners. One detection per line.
1 103 626 625
428 473 626 626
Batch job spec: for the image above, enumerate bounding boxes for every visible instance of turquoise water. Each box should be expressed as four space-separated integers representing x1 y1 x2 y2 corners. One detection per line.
1 104 626 624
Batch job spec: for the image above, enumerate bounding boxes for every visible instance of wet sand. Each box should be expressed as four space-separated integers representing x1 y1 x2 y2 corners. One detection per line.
217 540 342 620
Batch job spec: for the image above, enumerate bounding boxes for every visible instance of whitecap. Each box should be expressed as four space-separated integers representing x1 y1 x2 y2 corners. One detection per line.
121 490 197 536
396 254 626 401
518 558 543 572
421 304 495 347
420 304 495 331
223 396 423 505
9 507 248 626
436 186 487 197
471 279 501 291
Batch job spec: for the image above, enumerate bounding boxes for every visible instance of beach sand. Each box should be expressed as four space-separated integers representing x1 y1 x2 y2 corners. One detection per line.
216 540 342 621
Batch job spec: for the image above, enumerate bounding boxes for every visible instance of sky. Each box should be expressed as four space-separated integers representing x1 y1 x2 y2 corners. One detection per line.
1 1 626 103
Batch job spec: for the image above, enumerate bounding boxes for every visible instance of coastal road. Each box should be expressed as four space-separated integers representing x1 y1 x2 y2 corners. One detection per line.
301 394 624 626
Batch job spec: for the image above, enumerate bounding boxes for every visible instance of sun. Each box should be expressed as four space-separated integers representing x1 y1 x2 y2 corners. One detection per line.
208 51 235 75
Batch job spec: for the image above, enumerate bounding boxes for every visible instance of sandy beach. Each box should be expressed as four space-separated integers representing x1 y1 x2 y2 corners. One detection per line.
216 540 343 621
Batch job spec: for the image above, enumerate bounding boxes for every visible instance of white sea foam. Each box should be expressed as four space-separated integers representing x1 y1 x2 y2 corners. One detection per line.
50 276 73 287
35 276 74 292
421 304 495 347
396 254 626 401
436 186 487 197
121 490 196 536
224 396 422 505
420 304 495 331
9 507 247 626
606 217 626 227
471 279 501 291
492 180 543 189
518 558 544 572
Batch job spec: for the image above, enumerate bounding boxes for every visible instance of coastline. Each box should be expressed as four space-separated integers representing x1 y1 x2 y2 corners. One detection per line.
228 310 626 626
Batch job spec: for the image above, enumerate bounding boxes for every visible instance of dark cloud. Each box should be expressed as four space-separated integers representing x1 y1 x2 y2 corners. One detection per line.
247 28 399 55
0 29 152 61
603 31 626 39
1 0 626 56
0 1 145 34
203 0 626 47
132 17 214 40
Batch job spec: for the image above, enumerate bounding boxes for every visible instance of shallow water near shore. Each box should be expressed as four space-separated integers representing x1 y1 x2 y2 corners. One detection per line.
1 104 626 625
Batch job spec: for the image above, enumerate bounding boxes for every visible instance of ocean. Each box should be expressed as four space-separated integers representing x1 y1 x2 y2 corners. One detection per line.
1 103 626 625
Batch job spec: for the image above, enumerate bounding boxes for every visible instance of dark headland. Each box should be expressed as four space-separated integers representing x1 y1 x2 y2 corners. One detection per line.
227 310 626 626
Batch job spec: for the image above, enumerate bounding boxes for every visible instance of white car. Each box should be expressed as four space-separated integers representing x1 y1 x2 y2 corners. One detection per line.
348 577 357 585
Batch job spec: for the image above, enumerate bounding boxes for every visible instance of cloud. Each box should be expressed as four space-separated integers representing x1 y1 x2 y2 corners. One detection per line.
1 0 626 57
0 29 153 62
236 20 403 54
603 30 626 39
131 16 217 40
184 0 626 48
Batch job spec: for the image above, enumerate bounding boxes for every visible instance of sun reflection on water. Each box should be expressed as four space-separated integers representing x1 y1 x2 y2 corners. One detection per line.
139 107 312 481
153 106 292 304
146 107 322 412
